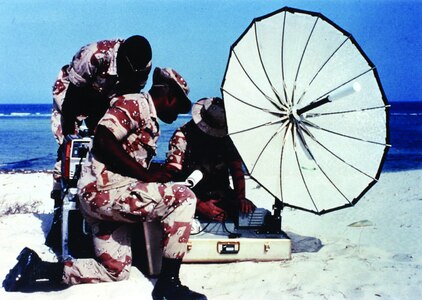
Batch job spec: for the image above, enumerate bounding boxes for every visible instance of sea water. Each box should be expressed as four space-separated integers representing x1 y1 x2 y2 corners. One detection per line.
0 102 421 172
0 104 190 171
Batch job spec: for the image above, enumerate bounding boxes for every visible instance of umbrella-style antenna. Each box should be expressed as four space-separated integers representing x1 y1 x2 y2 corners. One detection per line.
221 7 390 226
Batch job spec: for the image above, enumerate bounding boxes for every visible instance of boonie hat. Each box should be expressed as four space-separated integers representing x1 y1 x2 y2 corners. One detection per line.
192 97 227 137
153 67 191 113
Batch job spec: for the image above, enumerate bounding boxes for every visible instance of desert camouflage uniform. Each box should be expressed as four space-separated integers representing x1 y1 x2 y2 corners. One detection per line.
61 93 196 285
166 120 240 195
51 39 123 187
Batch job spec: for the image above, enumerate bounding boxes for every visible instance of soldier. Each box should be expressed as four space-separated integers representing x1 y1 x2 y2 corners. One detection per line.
166 97 255 222
3 68 207 300
46 35 153 251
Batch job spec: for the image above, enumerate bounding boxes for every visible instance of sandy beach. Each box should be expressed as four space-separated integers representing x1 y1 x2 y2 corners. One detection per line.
0 169 421 299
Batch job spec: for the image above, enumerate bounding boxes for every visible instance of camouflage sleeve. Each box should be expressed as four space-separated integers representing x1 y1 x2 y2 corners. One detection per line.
51 102 63 145
98 94 149 141
67 42 99 87
165 128 187 171
51 65 70 145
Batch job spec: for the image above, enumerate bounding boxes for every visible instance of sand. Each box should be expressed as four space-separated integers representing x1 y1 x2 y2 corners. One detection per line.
0 169 421 299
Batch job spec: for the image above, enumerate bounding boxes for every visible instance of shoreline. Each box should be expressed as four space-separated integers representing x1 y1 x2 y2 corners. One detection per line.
0 169 53 174
0 167 420 175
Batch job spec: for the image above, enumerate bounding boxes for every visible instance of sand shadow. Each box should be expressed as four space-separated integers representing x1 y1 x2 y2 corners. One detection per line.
34 213 53 238
286 231 323 253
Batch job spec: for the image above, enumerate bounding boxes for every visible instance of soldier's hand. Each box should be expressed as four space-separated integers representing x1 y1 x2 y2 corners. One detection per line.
197 199 226 222
239 198 256 214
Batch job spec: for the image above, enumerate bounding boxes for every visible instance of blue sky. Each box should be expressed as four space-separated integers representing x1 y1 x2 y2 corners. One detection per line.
0 0 420 104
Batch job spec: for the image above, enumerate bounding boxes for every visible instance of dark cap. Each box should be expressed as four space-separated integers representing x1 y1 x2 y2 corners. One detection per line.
117 35 152 84
152 67 191 113
121 35 151 69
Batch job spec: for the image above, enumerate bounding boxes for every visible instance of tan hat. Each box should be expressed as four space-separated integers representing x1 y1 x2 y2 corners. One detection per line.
192 97 227 137
152 67 191 113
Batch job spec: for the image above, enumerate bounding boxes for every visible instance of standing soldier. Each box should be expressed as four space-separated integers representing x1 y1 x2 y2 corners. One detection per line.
47 36 153 251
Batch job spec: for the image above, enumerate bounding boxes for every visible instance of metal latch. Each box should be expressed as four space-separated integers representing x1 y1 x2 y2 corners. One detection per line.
217 241 240 254
187 242 193 251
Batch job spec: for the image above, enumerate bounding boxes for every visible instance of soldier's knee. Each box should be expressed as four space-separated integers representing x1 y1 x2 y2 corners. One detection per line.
172 184 197 204
184 188 197 205
177 195 196 218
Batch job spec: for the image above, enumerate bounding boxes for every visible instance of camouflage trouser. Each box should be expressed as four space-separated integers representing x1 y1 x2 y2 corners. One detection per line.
62 181 196 285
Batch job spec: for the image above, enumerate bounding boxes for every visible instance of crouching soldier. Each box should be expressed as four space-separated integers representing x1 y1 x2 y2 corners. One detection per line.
3 67 207 300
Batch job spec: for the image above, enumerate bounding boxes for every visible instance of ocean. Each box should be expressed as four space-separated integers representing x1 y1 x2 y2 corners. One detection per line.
0 102 421 172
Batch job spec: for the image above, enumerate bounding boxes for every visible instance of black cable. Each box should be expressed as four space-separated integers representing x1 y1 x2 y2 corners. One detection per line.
190 212 241 238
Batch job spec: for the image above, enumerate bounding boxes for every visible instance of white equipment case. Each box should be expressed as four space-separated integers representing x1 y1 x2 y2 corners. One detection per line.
184 222 291 263
139 215 291 276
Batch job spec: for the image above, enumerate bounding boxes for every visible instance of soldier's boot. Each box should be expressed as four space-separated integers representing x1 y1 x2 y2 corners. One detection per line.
152 257 207 300
2 247 64 292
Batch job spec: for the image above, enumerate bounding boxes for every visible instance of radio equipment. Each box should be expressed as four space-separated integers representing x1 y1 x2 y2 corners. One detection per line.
61 135 92 183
